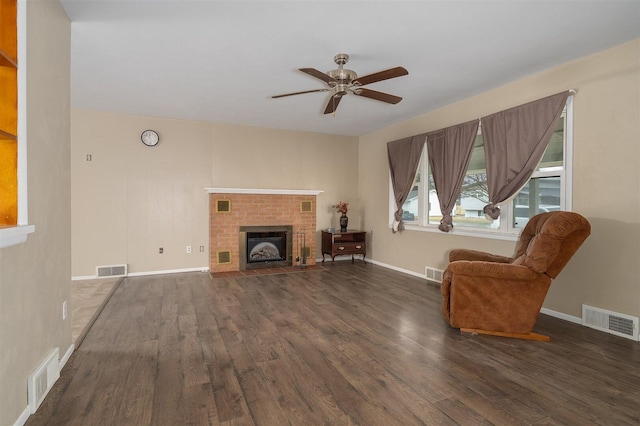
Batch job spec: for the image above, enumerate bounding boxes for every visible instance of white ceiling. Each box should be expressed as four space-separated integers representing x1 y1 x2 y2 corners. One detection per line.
60 0 640 137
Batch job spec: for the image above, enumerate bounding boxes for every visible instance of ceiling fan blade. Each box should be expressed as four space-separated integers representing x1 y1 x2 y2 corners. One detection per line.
272 88 330 98
300 68 337 85
353 66 408 86
353 88 402 104
324 94 343 114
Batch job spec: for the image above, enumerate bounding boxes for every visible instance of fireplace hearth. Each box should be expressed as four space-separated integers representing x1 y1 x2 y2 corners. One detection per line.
239 225 293 270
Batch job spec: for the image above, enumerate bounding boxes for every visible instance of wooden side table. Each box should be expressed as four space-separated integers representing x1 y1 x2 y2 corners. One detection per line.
321 230 366 263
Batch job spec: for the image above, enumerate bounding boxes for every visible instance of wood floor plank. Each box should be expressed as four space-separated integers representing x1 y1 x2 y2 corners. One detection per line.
26 265 640 426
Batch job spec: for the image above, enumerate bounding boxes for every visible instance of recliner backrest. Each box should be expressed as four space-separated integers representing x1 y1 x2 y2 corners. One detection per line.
511 211 591 278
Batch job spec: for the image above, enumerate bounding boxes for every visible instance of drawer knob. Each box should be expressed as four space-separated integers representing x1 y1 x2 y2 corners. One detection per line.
356 245 362 249
338 246 345 250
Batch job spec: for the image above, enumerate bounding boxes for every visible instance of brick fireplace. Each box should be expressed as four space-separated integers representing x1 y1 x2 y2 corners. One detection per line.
207 188 322 273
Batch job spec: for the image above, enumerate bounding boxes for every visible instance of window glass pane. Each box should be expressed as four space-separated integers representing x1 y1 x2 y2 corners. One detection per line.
428 133 497 229
538 113 564 170
401 167 420 222
512 176 561 229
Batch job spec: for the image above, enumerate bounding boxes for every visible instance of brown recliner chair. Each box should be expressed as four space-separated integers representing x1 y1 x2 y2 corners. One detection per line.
441 211 590 341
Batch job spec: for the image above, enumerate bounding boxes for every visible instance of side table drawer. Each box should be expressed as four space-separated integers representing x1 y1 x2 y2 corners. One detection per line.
334 242 365 254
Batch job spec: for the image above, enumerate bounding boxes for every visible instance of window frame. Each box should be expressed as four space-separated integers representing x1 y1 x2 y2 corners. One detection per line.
390 95 573 241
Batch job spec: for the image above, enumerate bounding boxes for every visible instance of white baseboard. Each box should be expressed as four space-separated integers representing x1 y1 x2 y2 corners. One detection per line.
540 307 581 324
367 259 426 280
13 405 30 426
126 267 209 277
73 266 209 281
71 275 98 281
59 343 75 370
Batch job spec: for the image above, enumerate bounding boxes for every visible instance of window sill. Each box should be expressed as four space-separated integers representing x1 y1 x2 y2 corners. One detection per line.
0 225 35 248
393 223 519 242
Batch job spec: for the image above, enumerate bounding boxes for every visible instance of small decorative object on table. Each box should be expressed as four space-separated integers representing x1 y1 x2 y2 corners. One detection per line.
334 201 349 232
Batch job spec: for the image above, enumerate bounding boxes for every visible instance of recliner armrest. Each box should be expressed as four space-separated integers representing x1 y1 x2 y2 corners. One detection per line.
447 260 539 281
449 249 513 264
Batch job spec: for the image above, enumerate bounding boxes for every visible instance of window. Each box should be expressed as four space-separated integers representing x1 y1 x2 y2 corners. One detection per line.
397 97 572 238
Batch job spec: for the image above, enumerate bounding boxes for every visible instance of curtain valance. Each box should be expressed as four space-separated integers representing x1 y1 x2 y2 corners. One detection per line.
386 90 571 233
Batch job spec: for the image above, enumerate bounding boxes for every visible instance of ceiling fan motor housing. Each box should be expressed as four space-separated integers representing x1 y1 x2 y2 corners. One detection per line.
329 69 358 95
329 52 358 92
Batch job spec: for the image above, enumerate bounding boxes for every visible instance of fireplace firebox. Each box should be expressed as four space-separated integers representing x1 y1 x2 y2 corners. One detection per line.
239 225 293 270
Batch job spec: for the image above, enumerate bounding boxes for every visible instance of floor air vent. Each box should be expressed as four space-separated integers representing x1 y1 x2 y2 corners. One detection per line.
28 348 60 413
425 267 443 283
96 264 127 277
582 304 639 341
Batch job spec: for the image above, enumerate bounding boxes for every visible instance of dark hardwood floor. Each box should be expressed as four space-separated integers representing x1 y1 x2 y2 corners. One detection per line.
27 263 639 425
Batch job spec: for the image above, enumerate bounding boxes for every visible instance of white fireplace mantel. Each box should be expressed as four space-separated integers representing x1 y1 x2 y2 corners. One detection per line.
205 188 323 196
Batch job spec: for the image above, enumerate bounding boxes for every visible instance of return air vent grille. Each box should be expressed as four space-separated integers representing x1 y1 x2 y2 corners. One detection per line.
28 347 59 414
300 246 311 257
217 250 231 264
425 266 443 283
300 200 313 213
582 304 639 341
216 199 231 213
96 264 127 277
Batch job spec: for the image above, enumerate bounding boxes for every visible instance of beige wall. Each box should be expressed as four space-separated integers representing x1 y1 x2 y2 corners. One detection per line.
72 110 213 275
0 1 71 424
209 123 359 231
359 39 640 319
71 115 359 276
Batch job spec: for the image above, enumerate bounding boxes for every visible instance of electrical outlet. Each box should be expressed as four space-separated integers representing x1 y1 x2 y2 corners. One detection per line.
186 245 192 253
159 247 163 254
62 300 67 320
200 245 205 252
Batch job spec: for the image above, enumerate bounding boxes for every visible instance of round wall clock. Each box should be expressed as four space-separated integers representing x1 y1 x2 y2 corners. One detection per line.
141 130 159 147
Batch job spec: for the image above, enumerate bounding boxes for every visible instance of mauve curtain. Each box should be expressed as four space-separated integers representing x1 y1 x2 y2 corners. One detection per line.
387 134 426 232
481 91 570 219
427 120 479 232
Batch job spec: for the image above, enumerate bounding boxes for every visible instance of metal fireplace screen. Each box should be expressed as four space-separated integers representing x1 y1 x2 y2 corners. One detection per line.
239 225 293 270
247 234 286 263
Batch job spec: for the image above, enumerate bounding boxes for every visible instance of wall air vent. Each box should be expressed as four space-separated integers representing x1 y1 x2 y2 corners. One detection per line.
300 200 313 213
216 199 231 213
28 348 60 414
96 264 127 277
425 266 443 283
300 246 311 257
582 304 639 341
217 250 231 264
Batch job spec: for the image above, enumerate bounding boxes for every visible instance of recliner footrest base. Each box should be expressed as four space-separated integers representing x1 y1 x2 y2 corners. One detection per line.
460 328 550 342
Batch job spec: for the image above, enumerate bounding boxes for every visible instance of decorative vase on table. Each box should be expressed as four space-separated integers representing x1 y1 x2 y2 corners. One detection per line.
340 213 348 232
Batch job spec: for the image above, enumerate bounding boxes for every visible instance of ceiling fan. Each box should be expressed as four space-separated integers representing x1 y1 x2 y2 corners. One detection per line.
272 53 409 115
